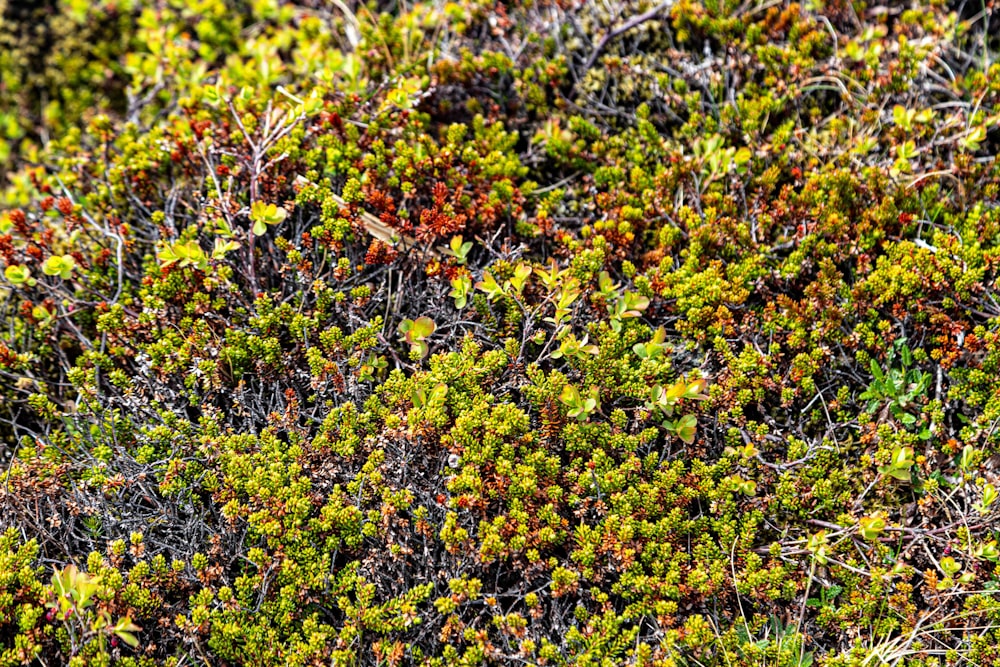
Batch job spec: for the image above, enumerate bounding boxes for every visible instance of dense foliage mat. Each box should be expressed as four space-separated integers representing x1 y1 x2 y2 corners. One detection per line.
2 0 1000 665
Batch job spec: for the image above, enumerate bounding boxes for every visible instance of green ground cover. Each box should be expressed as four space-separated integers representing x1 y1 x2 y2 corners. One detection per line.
1 0 1000 665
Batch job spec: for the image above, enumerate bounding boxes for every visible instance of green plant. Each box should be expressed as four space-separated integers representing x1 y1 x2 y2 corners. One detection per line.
475 270 506 300
449 235 473 264
878 446 915 482
398 316 436 359
3 264 35 286
858 515 886 541
249 201 288 236
734 615 814 667
550 331 598 360
358 353 387 383
2 0 1000 664
646 377 707 443
41 254 75 279
156 240 208 270
559 384 600 421
608 289 650 332
632 326 668 360
46 565 141 658
543 285 580 328
806 531 830 565
976 482 998 514
449 275 472 308
805 583 842 609
935 555 974 590
859 341 931 427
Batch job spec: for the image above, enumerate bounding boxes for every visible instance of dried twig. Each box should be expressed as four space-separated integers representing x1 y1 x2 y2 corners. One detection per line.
296 176 452 259
582 1 675 72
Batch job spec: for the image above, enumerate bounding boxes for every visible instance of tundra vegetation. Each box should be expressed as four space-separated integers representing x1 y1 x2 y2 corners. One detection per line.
1 0 1000 665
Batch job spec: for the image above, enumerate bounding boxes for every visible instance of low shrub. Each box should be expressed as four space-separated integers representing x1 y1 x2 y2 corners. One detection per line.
2 0 1000 665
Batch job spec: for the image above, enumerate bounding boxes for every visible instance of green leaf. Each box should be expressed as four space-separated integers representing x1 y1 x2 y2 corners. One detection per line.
203 84 221 106
878 446 914 481
559 384 581 407
212 238 241 259
4 264 34 285
42 254 76 279
156 244 179 266
213 217 235 237
977 483 998 514
429 383 448 405
960 126 986 152
597 270 618 297
733 147 752 173
940 556 961 577
167 241 208 270
959 444 977 470
936 577 954 591
560 384 596 421
449 236 473 263
398 317 435 358
449 276 471 309
116 629 140 648
508 263 532 294
250 201 288 235
476 271 505 300
858 516 885 540
534 259 567 290
674 414 698 444
410 316 436 340
870 358 884 383
806 531 829 565
975 540 999 561
685 378 708 399
893 104 913 131
621 292 649 316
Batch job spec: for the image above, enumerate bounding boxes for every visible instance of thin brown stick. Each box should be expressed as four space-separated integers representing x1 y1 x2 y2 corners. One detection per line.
297 177 452 259
582 1 675 72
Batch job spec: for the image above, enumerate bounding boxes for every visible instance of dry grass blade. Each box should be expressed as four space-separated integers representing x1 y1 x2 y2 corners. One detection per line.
296 176 450 259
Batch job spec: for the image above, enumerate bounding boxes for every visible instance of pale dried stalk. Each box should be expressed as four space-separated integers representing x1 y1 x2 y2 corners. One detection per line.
295 176 450 259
